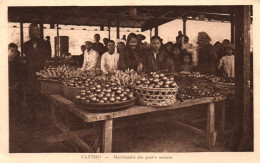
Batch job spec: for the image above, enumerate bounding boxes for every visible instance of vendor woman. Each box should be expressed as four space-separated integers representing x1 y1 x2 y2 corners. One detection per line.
196 32 216 75
144 36 174 73
118 33 145 73
81 39 100 70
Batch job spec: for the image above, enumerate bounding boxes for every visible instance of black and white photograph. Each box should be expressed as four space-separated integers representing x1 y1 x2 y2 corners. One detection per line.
1 1 259 162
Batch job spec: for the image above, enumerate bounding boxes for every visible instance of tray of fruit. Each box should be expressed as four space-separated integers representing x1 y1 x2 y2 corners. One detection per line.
74 82 136 112
132 72 178 106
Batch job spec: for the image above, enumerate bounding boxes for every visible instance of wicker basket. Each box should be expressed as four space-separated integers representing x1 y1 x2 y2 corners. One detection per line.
39 79 62 95
62 85 84 100
133 86 178 106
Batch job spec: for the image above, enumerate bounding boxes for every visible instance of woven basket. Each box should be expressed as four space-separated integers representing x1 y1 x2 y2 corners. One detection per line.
133 86 178 106
39 79 62 95
61 85 84 100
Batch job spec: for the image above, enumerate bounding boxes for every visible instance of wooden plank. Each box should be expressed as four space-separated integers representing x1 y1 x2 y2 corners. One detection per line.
183 19 187 36
230 6 251 151
44 128 96 143
55 121 93 152
50 94 228 123
102 119 113 153
173 120 206 136
20 22 24 57
207 102 216 148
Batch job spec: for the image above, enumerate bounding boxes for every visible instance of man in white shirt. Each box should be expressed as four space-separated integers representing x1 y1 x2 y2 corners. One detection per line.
101 40 119 74
81 39 100 70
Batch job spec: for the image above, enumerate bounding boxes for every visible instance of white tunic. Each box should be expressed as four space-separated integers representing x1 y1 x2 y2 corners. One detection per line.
81 49 100 70
219 55 235 78
101 51 120 74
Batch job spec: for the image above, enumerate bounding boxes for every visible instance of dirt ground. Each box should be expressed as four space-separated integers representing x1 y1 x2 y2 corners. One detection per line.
9 102 235 153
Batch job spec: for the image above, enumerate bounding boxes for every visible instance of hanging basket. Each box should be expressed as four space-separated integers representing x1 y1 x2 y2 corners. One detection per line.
133 86 178 106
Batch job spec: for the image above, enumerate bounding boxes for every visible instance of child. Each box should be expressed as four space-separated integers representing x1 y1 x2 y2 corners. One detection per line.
180 52 193 73
172 43 183 72
218 43 235 78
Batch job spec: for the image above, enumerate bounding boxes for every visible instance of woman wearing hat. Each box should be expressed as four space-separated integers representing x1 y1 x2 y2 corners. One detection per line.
196 32 217 75
218 42 235 78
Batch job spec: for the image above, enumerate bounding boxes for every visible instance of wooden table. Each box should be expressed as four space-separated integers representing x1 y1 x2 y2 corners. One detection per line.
46 93 230 153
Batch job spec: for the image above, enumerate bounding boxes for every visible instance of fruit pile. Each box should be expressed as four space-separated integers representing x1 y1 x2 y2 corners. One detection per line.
75 81 135 104
134 72 177 89
177 84 221 101
110 69 141 86
210 77 234 83
62 69 104 87
36 65 82 80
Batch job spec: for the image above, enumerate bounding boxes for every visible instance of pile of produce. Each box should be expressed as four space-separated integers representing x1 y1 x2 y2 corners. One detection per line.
36 65 82 80
134 72 177 89
177 84 221 101
110 69 141 86
75 82 135 104
210 76 234 83
75 69 139 104
62 69 104 87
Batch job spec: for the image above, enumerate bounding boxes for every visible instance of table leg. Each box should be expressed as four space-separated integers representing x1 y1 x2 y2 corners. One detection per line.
102 119 113 153
220 101 226 132
207 102 217 149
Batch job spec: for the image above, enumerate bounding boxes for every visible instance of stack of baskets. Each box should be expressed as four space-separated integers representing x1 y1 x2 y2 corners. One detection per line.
133 86 178 106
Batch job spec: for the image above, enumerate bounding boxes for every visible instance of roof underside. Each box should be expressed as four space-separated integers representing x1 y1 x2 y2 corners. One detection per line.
8 6 253 31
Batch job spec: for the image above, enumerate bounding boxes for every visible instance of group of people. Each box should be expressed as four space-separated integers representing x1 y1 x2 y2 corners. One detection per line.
79 31 235 78
8 23 236 125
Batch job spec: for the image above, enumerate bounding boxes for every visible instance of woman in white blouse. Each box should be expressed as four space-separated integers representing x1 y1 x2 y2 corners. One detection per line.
101 40 120 74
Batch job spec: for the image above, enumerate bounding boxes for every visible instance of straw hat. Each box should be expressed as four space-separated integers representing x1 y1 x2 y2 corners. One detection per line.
85 38 94 44
137 34 146 40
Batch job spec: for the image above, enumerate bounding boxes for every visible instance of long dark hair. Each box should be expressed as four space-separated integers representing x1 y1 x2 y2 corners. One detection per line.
150 35 163 52
126 33 138 48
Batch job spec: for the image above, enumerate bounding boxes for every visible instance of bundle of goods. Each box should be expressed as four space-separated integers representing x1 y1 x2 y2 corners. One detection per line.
209 76 235 86
36 65 82 80
62 69 104 99
177 83 222 102
175 71 209 85
132 72 178 106
73 69 139 112
37 65 82 95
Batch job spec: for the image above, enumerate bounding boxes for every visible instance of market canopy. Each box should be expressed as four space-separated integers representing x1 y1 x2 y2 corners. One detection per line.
8 6 253 32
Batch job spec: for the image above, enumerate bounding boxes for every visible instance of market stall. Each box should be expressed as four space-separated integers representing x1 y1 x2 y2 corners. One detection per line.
8 5 253 152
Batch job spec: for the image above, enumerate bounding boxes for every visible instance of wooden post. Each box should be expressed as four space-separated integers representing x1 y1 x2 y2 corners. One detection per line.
230 11 235 44
150 28 152 39
108 26 111 40
56 24 60 57
102 119 113 152
229 6 251 151
183 19 187 36
155 26 158 36
207 102 217 149
40 23 44 39
20 22 24 57
116 21 120 39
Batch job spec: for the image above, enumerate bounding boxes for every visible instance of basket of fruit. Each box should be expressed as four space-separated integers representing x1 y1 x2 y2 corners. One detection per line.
37 65 84 95
74 82 136 112
73 69 139 112
132 72 178 106
61 69 104 100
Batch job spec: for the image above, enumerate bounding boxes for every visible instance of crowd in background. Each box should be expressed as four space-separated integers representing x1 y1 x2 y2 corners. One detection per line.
8 23 239 125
